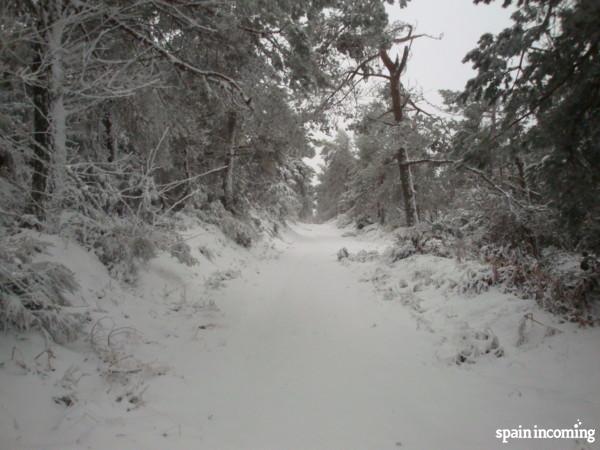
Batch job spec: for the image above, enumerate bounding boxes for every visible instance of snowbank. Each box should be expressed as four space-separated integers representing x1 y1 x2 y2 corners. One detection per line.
0 218 282 449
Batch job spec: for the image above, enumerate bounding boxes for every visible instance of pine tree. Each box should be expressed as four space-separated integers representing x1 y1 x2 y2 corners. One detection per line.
463 0 600 249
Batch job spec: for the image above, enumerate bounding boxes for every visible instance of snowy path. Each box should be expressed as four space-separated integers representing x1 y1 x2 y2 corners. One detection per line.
146 223 598 450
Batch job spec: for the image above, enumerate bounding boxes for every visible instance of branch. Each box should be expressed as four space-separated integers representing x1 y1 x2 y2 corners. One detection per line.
158 165 229 195
150 0 218 34
401 158 456 167
393 33 442 44
375 108 394 120
398 46 409 74
379 48 396 72
317 25 439 113
238 25 283 37
354 71 391 80
394 155 534 208
459 163 527 208
317 52 380 112
407 98 434 117
107 15 252 108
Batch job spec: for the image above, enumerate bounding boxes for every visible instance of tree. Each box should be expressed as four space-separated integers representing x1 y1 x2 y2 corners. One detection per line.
316 131 356 221
378 39 419 226
463 0 600 248
2 0 402 226
329 94 454 227
317 17 442 226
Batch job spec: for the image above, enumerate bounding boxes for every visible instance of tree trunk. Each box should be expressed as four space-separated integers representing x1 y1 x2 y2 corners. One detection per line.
47 0 67 211
30 40 50 216
222 111 237 211
377 202 385 225
397 147 418 227
487 100 498 176
515 156 531 203
376 171 385 225
379 48 419 227
104 103 117 163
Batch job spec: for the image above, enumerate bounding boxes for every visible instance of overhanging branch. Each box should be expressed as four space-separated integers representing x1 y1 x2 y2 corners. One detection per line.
107 15 252 108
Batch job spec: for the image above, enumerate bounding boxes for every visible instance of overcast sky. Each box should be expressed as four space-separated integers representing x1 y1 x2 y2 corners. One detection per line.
388 0 513 106
304 0 513 175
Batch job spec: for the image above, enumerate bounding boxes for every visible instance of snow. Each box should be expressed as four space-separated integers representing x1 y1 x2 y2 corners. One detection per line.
1 221 599 449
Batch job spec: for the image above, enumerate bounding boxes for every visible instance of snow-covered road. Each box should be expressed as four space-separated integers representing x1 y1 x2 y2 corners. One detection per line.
2 222 598 450
191 222 428 449
153 223 599 450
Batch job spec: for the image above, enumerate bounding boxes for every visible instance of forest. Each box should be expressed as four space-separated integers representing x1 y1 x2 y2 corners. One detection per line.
0 0 599 449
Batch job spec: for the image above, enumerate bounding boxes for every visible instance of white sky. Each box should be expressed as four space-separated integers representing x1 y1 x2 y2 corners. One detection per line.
304 0 513 176
389 0 513 107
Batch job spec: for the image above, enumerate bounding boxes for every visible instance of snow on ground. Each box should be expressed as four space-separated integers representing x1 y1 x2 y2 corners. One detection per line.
1 221 599 450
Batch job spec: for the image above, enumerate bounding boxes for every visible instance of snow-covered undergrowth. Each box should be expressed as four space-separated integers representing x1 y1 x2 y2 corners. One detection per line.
350 218 600 325
0 215 282 449
338 222 600 368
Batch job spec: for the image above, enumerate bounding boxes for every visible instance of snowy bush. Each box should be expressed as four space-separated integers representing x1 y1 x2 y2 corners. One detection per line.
454 328 504 365
457 265 495 295
0 236 82 343
382 208 600 324
480 205 561 257
197 201 256 248
170 240 198 267
60 213 159 284
92 225 157 283
336 213 354 228
355 215 374 230
384 225 455 263
385 241 416 262
222 216 255 248
337 247 349 261
336 248 379 263
454 245 600 325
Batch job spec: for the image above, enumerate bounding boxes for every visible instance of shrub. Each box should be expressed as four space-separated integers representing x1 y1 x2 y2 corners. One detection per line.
457 245 600 325
197 201 256 248
170 240 198 266
0 235 82 343
93 225 157 283
60 213 159 283
385 225 455 263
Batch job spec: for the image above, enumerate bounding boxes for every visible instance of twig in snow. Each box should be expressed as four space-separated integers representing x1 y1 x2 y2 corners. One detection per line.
523 313 563 334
